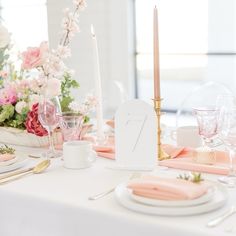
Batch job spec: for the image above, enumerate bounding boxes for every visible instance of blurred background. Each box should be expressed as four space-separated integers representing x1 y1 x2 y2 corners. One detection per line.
1 0 236 119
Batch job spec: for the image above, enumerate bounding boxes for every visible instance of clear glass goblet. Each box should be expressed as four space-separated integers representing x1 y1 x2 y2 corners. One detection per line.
216 94 236 132
193 107 219 149
59 112 85 142
218 108 236 187
38 96 62 158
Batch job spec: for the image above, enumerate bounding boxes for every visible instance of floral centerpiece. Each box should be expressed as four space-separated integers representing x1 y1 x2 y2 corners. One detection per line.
0 0 94 147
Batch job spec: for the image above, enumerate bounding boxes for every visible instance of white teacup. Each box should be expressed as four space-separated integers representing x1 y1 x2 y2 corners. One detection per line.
63 141 96 169
172 126 202 148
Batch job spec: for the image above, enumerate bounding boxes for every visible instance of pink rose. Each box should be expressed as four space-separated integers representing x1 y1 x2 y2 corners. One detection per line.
0 86 17 105
25 103 48 137
21 41 49 69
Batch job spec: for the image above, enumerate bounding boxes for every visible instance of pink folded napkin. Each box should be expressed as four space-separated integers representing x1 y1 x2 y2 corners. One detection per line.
0 154 15 162
160 145 231 175
93 136 115 160
106 120 115 129
95 142 231 175
95 143 188 160
127 175 208 201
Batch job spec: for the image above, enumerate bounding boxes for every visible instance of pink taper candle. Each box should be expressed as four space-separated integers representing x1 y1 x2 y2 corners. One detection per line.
153 6 161 99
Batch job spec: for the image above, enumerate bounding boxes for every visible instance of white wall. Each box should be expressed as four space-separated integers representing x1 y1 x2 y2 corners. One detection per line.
47 0 136 116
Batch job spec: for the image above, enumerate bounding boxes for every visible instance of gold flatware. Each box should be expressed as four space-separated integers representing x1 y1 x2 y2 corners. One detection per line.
0 167 33 180
0 160 50 185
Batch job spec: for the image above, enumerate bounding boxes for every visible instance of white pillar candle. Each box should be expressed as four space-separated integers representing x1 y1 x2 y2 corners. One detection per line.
91 24 105 142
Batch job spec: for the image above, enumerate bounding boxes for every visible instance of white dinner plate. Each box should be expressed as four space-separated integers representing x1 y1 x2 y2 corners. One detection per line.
0 153 28 174
129 186 215 207
115 183 227 216
0 156 18 167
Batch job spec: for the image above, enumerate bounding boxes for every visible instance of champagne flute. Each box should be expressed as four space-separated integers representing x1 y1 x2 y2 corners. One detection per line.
218 109 236 187
38 96 62 158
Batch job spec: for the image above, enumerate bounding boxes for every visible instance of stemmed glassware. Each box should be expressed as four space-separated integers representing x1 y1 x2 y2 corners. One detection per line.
216 94 236 187
193 107 219 150
218 108 236 187
38 95 62 158
59 112 85 142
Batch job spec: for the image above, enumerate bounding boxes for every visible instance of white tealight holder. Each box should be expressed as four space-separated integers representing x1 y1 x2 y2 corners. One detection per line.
109 99 157 171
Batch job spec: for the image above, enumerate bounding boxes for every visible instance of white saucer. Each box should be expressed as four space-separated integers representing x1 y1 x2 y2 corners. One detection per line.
0 154 28 174
115 183 227 216
129 186 215 207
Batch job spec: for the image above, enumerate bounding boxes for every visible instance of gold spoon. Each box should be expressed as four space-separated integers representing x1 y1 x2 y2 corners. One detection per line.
0 160 50 185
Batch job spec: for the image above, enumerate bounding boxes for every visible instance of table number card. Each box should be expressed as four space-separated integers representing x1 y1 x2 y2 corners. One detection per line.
113 100 157 170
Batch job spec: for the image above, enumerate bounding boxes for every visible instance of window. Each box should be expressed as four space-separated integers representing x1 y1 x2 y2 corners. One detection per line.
135 0 208 110
0 0 48 50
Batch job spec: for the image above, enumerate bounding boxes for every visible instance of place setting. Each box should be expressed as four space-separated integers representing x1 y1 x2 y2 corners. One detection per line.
114 173 228 217
0 145 29 175
0 0 236 236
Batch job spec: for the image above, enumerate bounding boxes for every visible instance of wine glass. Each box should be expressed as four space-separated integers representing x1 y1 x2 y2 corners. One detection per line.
216 94 236 129
38 96 62 158
193 107 219 150
218 108 236 187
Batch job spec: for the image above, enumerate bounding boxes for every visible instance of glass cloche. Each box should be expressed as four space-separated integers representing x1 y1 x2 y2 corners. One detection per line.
176 81 234 128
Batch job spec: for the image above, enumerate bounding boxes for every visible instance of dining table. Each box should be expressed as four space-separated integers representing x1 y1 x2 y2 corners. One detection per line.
0 144 235 236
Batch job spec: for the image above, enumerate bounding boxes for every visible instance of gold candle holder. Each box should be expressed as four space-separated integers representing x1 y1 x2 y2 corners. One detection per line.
153 98 170 161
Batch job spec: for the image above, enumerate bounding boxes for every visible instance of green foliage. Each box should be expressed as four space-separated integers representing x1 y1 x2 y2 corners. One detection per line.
0 46 9 71
60 96 73 112
5 106 29 129
83 115 90 123
61 72 79 97
0 104 29 129
191 172 204 183
177 172 204 184
60 72 80 112
0 144 15 154
0 104 14 123
177 173 190 181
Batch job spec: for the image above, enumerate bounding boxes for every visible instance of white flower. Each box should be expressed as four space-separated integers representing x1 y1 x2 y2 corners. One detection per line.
29 77 47 93
45 78 61 97
0 25 10 48
69 101 81 113
15 101 27 114
69 101 88 115
85 94 97 107
29 94 41 110
73 0 87 10
63 8 70 15
56 45 71 58
67 69 75 76
69 94 97 115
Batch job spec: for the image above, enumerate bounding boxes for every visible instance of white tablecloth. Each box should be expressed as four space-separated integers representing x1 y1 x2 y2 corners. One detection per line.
0 146 235 236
